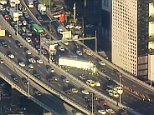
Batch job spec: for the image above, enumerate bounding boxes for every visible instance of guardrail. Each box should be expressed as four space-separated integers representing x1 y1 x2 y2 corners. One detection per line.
0 51 90 115
1 4 142 115
0 72 52 112
46 6 154 93
1 2 126 109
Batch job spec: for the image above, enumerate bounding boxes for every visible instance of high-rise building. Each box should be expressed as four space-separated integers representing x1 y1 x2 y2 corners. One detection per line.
148 1 154 81
111 0 149 79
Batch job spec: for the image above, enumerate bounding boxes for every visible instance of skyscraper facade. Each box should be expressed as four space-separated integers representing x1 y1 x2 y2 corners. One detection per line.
111 0 149 79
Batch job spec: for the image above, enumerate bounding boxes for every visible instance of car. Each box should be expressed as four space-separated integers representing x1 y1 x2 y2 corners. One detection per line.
71 88 78 93
36 14 43 21
25 37 32 43
106 108 115 114
21 78 28 85
1 40 8 47
86 80 96 87
46 65 54 73
76 50 82 56
6 31 12 37
28 64 34 69
81 89 90 95
11 75 18 82
28 58 36 63
25 50 32 55
95 81 101 87
97 106 106 115
0 58 4 64
33 88 41 96
34 57 43 64
98 110 106 115
79 74 86 80
18 61 26 67
7 52 15 59
15 40 23 48
58 46 65 51
62 78 70 83
32 70 41 79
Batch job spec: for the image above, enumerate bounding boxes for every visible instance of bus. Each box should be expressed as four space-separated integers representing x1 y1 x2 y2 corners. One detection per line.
27 0 34 8
31 23 45 35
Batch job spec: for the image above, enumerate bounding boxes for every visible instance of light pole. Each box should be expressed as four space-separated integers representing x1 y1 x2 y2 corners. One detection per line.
91 93 94 115
119 74 123 104
16 4 19 36
27 78 30 96
95 31 97 53
39 34 42 56
73 2 76 24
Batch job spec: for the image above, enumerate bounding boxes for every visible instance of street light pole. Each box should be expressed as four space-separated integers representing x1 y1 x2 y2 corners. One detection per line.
119 74 122 104
95 31 97 53
27 78 30 96
73 2 76 24
16 4 19 36
91 93 94 115
40 34 42 56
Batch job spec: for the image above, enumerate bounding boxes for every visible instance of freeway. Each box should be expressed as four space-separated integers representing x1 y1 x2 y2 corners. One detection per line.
21 2 154 114
0 35 91 114
0 63 57 114
13 0 154 114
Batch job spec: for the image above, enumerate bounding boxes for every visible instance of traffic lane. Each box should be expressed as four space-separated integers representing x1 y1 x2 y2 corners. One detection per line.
31 63 88 108
0 63 27 92
0 36 88 110
66 66 153 110
0 37 27 61
98 64 153 96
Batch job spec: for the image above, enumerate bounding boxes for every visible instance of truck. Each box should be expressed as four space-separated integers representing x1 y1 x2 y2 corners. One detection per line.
0 0 7 5
9 0 20 7
58 57 96 72
9 8 19 21
38 4 46 15
40 37 58 55
31 23 44 35
105 80 123 95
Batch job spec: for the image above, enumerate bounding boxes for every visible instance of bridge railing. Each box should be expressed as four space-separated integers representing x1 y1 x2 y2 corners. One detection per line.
0 72 53 112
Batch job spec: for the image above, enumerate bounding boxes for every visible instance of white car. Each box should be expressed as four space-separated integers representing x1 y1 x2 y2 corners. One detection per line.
8 54 15 59
28 64 34 69
28 58 36 63
81 89 89 95
63 79 70 83
76 50 82 56
59 46 65 51
18 62 26 67
25 37 32 43
98 110 106 115
95 81 101 87
26 50 32 55
106 109 115 114
37 59 44 64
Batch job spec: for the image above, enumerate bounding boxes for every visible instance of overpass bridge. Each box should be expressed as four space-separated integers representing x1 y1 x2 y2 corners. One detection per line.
0 0 151 114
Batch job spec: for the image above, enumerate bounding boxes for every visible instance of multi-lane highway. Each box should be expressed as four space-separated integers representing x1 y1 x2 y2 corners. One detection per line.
0 0 154 115
22 2 154 115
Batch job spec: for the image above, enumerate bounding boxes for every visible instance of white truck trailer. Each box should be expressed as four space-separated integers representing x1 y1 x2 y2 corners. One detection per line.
58 57 96 72
9 8 19 21
38 4 46 15
9 0 20 7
